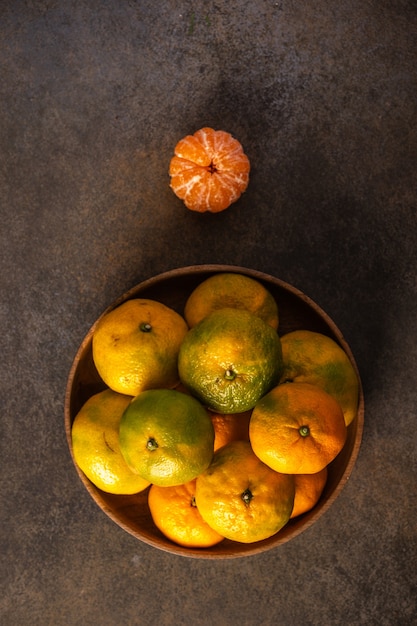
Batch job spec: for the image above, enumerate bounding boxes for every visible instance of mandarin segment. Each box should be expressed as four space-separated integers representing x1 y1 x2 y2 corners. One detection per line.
169 127 250 212
174 134 212 166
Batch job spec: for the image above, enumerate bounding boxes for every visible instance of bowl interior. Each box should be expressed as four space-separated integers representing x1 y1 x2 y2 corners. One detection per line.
65 265 364 559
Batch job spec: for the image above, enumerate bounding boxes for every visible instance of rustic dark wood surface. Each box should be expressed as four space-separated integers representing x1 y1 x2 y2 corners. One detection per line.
1 2 416 624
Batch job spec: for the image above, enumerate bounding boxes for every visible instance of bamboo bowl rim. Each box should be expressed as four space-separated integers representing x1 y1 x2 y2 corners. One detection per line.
64 264 364 559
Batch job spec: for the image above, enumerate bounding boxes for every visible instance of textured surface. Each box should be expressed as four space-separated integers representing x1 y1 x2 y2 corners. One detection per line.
1 1 416 624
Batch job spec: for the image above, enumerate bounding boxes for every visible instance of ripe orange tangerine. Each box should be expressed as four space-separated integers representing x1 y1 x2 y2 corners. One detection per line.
249 382 347 474
209 410 252 451
148 479 224 548
195 440 295 543
169 127 250 213
290 467 328 518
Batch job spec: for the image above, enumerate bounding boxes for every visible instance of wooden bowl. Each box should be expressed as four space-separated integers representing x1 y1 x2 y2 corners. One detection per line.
65 265 364 559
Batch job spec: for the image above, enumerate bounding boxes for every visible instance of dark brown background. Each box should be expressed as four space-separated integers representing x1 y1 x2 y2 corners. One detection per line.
1 1 416 624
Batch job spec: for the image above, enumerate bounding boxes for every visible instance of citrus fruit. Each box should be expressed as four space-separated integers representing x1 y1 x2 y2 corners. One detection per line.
210 410 252 451
118 389 214 487
249 382 347 474
279 330 359 426
195 441 295 543
184 272 279 329
71 389 150 495
169 127 250 212
178 308 283 414
92 298 188 396
173 380 252 451
290 467 328 518
148 479 224 548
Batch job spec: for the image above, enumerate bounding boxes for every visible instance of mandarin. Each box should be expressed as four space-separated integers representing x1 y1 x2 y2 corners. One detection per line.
92 299 188 397
195 440 295 543
119 389 214 487
209 410 252 451
250 382 347 474
169 127 250 212
71 389 150 495
148 479 224 548
184 272 279 329
279 330 359 426
178 308 283 414
290 467 328 518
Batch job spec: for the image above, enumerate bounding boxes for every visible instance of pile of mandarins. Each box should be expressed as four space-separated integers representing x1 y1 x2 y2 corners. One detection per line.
71 271 359 548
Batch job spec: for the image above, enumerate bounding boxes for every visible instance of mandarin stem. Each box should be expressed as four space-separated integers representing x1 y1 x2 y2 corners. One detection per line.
241 488 253 506
146 437 158 451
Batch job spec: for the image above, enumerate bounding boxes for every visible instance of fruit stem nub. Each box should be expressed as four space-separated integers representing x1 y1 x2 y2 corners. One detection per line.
241 488 253 506
224 368 236 381
140 322 152 333
146 437 158 451
299 425 310 437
